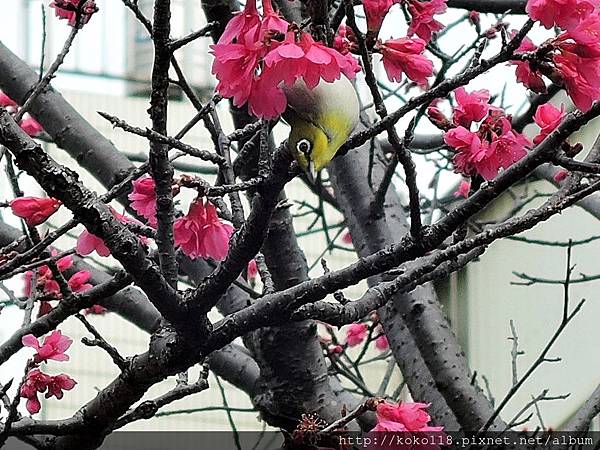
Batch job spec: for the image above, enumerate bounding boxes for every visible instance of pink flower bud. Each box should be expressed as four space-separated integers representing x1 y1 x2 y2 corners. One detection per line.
10 197 61 227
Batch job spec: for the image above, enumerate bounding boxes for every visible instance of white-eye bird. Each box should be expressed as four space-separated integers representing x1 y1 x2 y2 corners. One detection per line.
283 76 359 177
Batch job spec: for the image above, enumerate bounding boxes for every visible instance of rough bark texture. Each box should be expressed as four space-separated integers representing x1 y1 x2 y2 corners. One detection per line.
328 132 498 431
247 193 342 429
0 41 133 191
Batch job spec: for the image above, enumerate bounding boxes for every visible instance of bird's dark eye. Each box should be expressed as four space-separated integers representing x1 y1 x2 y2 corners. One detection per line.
297 139 312 156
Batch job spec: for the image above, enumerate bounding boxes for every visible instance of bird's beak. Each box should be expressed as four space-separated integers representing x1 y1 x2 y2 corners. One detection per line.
307 160 317 180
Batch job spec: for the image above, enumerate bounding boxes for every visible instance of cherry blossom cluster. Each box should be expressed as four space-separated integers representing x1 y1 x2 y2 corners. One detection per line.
0 92 44 138
50 0 98 27
514 0 600 111
211 0 360 119
439 87 530 181
360 0 444 85
20 331 76 414
319 314 389 354
127 175 235 262
21 247 104 316
363 0 446 41
75 206 149 258
435 89 567 195
370 400 445 436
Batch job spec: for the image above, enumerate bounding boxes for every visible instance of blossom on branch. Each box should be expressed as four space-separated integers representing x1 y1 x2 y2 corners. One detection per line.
211 0 359 119
19 117 44 137
452 87 491 128
406 0 447 42
372 401 445 434
50 0 98 27
0 92 17 108
174 199 234 261
445 109 530 180
67 270 93 293
375 37 433 85
363 0 394 33
128 175 157 227
20 368 76 415
10 196 61 227
454 179 471 198
533 103 565 144
526 0 599 31
20 369 51 415
509 35 547 94
76 208 148 258
345 323 368 346
22 330 72 363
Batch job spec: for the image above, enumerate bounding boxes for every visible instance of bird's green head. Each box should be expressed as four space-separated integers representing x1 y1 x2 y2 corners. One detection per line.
288 112 352 177
283 77 359 177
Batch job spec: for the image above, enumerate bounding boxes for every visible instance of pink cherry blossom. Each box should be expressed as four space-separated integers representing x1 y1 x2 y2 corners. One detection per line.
526 0 599 31
44 373 76 400
247 259 258 280
445 114 529 180
533 103 565 144
20 117 44 137
552 31 600 111
56 253 74 272
333 25 358 55
23 258 71 297
0 92 17 108
217 0 261 45
332 26 361 76
468 10 480 26
20 369 75 415
84 304 108 315
363 0 394 33
263 31 360 90
247 72 289 119
10 197 61 227
444 126 483 177
342 229 353 244
406 0 447 42
22 330 72 363
197 200 235 261
67 270 93 293
369 401 446 450
76 208 148 257
38 301 54 317
20 369 52 414
260 0 289 36
509 34 547 93
564 10 600 45
345 323 368 347
453 179 471 198
377 401 433 429
128 175 157 227
375 334 389 351
554 169 570 182
376 37 433 85
76 229 111 257
477 129 529 180
328 344 344 354
452 87 491 127
50 0 98 27
174 199 234 261
554 49 600 112
211 40 263 109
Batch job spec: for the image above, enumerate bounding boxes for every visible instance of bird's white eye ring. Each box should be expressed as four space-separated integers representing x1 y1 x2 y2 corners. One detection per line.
297 139 312 156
